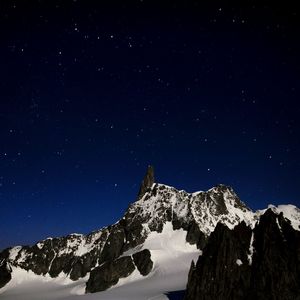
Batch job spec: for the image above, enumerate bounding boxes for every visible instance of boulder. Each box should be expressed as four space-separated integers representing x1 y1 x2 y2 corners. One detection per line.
133 249 153 276
86 256 135 293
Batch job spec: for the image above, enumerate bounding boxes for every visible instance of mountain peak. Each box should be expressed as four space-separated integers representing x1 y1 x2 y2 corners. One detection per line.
137 165 155 199
1 172 300 299
208 184 251 212
208 184 235 194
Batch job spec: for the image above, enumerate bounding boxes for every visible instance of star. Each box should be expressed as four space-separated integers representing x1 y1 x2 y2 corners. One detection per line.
0 0 298 251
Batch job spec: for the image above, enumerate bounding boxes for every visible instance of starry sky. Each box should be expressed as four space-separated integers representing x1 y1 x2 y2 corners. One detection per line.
0 0 299 250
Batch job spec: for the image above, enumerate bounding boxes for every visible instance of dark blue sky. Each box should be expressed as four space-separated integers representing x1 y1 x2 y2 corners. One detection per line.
0 0 299 249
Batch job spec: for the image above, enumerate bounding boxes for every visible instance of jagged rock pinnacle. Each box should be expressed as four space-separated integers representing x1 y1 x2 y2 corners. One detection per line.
137 165 155 199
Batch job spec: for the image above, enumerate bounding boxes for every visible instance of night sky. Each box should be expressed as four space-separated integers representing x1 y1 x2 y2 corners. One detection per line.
0 1 299 250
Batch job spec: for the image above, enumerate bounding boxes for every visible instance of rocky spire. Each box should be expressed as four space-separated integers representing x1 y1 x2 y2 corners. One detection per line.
137 165 155 200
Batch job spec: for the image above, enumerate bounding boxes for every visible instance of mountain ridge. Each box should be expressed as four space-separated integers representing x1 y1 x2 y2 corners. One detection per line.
0 167 299 299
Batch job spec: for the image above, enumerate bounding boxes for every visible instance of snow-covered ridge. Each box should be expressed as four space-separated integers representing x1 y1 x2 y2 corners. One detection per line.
8 228 108 268
131 183 300 234
130 183 254 236
7 183 300 267
1 223 200 300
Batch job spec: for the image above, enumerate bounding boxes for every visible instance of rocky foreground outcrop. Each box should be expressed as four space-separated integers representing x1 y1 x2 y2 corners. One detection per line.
86 249 153 293
184 209 300 300
0 263 11 289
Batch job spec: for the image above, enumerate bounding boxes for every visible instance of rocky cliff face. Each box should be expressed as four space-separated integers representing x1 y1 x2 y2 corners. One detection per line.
184 208 300 300
0 167 299 298
86 249 153 293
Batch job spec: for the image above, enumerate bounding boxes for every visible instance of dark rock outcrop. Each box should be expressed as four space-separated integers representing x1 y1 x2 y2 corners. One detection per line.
133 249 153 276
86 249 153 293
99 224 126 264
249 210 300 300
137 165 155 199
69 252 97 281
18 242 56 276
86 256 135 293
184 209 300 300
186 220 206 249
121 218 147 252
0 262 11 289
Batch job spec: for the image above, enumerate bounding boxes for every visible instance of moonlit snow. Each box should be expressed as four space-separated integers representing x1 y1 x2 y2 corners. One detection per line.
0 222 200 300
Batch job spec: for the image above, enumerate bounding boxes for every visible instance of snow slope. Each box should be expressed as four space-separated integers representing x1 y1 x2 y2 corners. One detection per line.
0 223 199 300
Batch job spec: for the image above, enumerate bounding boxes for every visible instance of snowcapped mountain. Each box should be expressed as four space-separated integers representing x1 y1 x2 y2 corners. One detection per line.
0 166 299 300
